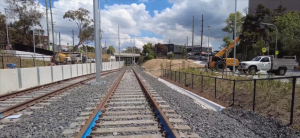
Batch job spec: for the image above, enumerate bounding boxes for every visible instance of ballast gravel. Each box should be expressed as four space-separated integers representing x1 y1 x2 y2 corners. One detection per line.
134 68 300 138
0 71 122 138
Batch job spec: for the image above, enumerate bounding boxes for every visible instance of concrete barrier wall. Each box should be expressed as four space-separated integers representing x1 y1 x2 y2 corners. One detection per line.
38 66 52 85
52 66 63 82
71 64 77 77
77 64 83 76
0 69 20 95
91 63 95 73
20 68 38 89
62 65 71 79
0 62 123 95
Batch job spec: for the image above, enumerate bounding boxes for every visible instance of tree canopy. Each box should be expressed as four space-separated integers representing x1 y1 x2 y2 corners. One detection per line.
63 8 94 52
221 4 300 61
1 0 44 47
142 43 155 60
222 11 244 40
106 45 115 54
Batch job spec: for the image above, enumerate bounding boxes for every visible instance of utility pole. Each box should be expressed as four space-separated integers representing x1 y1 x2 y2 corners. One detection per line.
207 26 210 61
200 14 204 54
49 0 55 52
98 0 103 72
59 32 61 52
233 0 237 74
93 0 101 82
38 29 41 48
71 29 75 52
32 30 36 67
186 36 188 46
105 41 106 54
134 39 135 64
44 0 50 50
192 15 195 55
169 39 170 44
4 8 10 47
118 26 120 68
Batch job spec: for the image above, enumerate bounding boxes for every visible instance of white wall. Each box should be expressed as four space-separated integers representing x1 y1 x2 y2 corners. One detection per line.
0 69 20 95
52 66 63 82
0 61 124 95
38 66 52 85
71 64 77 77
20 68 39 89
62 65 71 79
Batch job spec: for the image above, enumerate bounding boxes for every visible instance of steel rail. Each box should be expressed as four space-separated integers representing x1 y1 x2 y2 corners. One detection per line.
0 70 119 119
132 68 180 138
0 69 120 101
75 69 126 138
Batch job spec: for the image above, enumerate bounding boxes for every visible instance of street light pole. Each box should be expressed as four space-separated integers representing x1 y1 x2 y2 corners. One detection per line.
4 8 10 47
118 26 120 68
233 0 237 74
207 26 210 61
261 23 278 58
32 30 36 67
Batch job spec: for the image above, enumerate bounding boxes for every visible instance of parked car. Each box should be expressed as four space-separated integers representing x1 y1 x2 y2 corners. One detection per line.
238 55 298 75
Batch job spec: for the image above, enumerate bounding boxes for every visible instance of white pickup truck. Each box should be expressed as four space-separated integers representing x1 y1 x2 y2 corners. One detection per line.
238 55 298 75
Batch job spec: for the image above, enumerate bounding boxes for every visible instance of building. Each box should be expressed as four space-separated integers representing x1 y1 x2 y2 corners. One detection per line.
186 45 213 55
249 0 300 13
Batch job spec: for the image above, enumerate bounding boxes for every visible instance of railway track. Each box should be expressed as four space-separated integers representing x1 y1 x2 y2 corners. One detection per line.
0 69 119 119
68 68 198 138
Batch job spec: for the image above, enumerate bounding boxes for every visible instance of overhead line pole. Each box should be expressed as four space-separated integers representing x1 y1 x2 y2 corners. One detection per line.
49 0 55 52
118 25 120 68
71 29 75 51
233 0 237 74
200 14 204 54
4 8 10 47
93 0 101 82
44 0 50 50
192 15 195 55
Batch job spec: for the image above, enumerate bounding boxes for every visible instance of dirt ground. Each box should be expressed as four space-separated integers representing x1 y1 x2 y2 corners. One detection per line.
142 59 205 77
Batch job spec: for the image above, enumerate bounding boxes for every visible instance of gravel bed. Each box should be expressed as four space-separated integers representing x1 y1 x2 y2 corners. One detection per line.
134 68 300 138
0 72 122 138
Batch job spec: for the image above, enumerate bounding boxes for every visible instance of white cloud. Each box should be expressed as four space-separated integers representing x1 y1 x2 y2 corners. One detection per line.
0 0 248 51
138 0 149 3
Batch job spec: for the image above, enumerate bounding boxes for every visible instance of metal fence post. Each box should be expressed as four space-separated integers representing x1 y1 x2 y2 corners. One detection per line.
175 71 177 82
214 78 217 98
185 72 186 86
232 80 236 105
290 77 296 125
179 71 181 83
201 76 203 92
42 55 45 66
192 74 194 89
252 79 257 111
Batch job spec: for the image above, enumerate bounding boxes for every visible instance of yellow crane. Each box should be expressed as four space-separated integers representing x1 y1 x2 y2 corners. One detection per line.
208 35 242 71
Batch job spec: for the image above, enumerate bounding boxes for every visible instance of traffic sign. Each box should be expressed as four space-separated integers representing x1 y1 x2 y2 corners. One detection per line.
275 50 279 55
262 47 267 53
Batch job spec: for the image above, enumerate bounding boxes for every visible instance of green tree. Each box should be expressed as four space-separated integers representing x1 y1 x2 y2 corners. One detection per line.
222 11 244 40
220 36 231 48
5 0 44 45
142 43 155 60
63 8 94 52
274 11 300 59
79 45 95 52
106 45 115 54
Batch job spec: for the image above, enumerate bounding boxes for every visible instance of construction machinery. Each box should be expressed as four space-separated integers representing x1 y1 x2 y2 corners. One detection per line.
208 35 243 71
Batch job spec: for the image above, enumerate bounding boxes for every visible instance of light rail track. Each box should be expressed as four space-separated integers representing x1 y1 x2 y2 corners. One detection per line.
69 68 198 138
0 69 120 119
